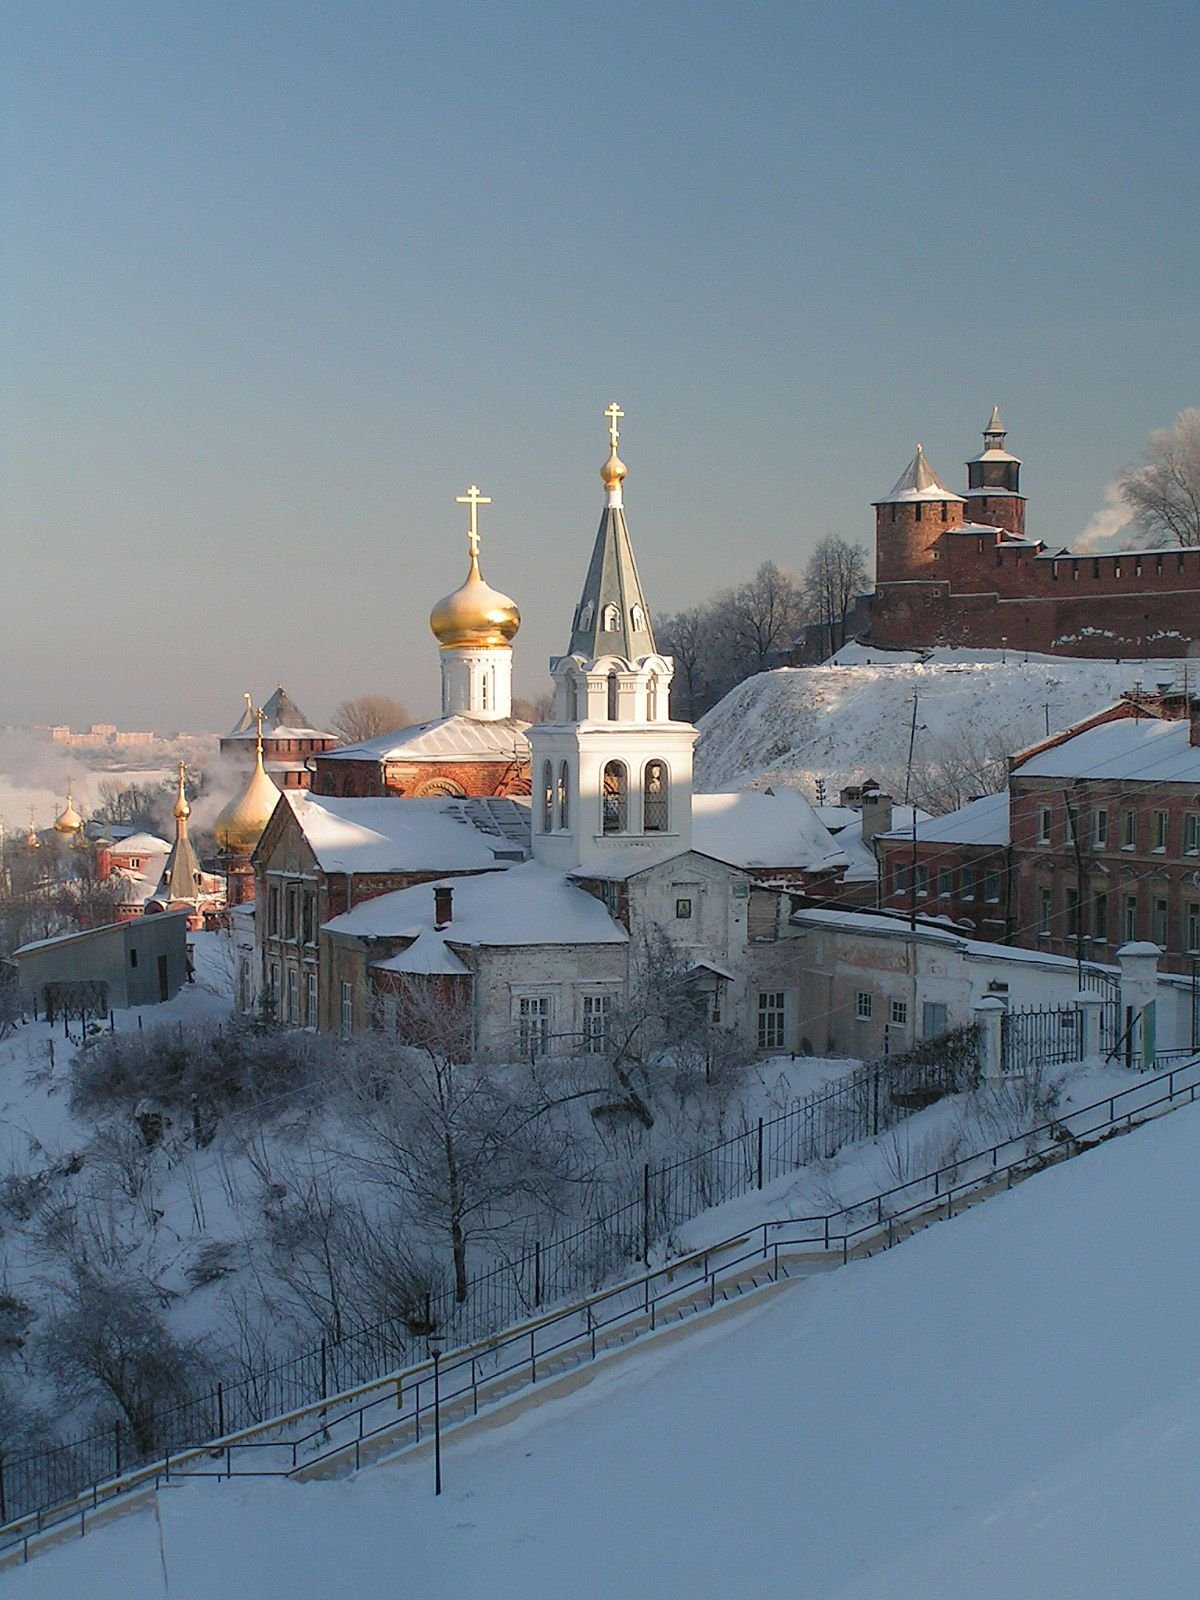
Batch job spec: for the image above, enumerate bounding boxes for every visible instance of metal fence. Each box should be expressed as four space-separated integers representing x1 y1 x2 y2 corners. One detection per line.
1001 1003 1085 1075
0 1042 973 1526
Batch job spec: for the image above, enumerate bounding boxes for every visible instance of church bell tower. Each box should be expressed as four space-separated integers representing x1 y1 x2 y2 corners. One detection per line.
528 406 697 873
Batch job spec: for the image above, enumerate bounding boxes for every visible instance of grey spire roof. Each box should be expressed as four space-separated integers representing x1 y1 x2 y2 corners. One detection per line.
225 686 330 740
984 404 1004 437
155 822 204 904
566 504 657 662
874 444 965 505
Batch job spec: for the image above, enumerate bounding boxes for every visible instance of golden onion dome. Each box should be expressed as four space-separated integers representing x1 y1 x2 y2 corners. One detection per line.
601 446 628 491
214 751 282 857
429 552 521 650
54 791 83 834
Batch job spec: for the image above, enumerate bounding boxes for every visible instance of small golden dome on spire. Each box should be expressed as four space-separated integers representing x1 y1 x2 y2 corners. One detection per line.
173 764 192 822
600 402 627 491
54 788 83 834
215 716 282 856
429 484 521 650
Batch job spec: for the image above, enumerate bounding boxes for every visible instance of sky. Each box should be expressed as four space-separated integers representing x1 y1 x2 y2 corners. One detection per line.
3 0 1198 732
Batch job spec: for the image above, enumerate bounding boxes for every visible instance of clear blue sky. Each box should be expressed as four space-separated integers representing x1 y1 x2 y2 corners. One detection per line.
3 0 1197 730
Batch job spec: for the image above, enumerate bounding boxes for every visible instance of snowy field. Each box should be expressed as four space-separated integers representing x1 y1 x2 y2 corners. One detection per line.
11 1078 1200 1598
695 647 1194 796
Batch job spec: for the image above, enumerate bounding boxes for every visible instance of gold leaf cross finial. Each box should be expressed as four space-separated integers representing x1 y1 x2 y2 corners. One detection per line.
604 402 624 452
455 484 491 558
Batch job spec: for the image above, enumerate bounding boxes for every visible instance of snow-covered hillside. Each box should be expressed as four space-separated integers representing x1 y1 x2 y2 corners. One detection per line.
695 647 1192 799
13 1079 1200 1598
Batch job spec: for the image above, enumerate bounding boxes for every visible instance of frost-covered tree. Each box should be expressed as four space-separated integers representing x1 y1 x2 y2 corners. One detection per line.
1119 409 1200 547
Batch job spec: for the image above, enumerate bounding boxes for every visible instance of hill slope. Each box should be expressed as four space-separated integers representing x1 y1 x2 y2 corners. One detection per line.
15 1095 1200 1599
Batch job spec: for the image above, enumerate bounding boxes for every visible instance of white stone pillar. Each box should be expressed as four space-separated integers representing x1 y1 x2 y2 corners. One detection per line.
974 996 1007 1082
1116 942 1161 1069
1073 990 1104 1061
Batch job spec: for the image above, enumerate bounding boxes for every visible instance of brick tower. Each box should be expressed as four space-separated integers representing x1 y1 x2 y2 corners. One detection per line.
872 444 965 585
963 405 1026 537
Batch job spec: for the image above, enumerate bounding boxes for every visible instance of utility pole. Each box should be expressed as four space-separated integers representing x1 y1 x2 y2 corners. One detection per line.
905 695 920 934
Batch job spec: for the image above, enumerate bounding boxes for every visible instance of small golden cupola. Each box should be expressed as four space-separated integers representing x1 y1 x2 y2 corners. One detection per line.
54 788 83 835
429 484 521 651
600 401 628 497
215 707 283 857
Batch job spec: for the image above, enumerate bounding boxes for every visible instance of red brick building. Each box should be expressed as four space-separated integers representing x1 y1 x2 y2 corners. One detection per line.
220 687 336 792
862 411 1200 661
875 791 1011 940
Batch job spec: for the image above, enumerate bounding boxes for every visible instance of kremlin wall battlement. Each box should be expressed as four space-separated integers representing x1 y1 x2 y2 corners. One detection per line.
855 411 1200 660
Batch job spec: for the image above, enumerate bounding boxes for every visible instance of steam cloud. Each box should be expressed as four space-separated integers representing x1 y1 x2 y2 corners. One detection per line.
1074 481 1136 554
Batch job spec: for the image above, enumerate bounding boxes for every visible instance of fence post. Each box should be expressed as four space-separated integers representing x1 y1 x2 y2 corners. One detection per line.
974 998 1007 1082
756 1119 764 1190
534 1240 542 1307
320 1339 328 1401
217 1382 225 1438
871 1065 880 1136
1075 991 1103 1061
642 1163 650 1266
1117 942 1161 1069
114 1422 121 1479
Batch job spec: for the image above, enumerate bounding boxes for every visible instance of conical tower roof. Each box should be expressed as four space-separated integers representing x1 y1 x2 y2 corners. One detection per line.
874 443 966 505
566 405 657 663
155 767 204 903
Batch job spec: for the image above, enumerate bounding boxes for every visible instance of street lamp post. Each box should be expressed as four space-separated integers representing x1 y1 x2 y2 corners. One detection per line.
427 1334 445 1495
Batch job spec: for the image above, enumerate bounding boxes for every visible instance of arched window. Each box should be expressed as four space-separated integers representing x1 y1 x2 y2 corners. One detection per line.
602 761 627 834
646 673 658 721
557 761 569 830
602 603 620 632
480 671 489 711
607 672 619 721
541 761 553 832
643 760 668 832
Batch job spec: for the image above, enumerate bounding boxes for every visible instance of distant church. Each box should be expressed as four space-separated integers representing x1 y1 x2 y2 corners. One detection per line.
846 410 1200 660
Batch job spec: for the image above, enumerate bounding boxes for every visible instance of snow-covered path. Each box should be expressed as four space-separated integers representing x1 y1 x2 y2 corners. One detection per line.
12 1096 1200 1598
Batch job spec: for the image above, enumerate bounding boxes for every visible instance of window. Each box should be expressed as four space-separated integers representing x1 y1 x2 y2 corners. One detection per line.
556 761 569 830
1186 814 1200 856
675 897 693 919
938 869 952 899
303 890 317 946
268 884 280 936
1124 894 1138 942
984 870 1000 903
1153 897 1169 946
757 992 786 1051
601 880 620 918
1187 903 1200 954
914 864 929 899
339 981 353 1039
643 760 668 832
542 761 553 833
582 994 611 1054
914 501 923 523
1066 887 1079 939
129 948 138 969
1037 806 1053 845
1093 891 1108 943
602 603 620 632
1121 810 1137 850
960 865 976 900
1093 808 1109 849
602 761 628 833
480 671 489 711
889 998 908 1026
306 971 318 1027
1066 805 1080 844
855 991 873 1021
1038 887 1053 936
284 886 297 943
922 1001 947 1039
1153 811 1169 852
607 672 619 721
518 995 552 1058
287 968 298 1024
646 674 658 720
893 863 908 897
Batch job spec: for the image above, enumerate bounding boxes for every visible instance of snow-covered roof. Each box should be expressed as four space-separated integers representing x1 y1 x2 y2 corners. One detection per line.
281 793 531 874
320 714 530 764
225 687 331 741
572 844 695 881
874 445 966 506
1012 717 1200 784
107 831 171 856
877 790 1009 848
326 860 628 953
813 805 859 832
791 906 1111 973
692 789 847 872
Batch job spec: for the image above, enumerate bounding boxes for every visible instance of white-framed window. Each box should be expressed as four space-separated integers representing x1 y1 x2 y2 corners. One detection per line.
1124 894 1138 943
1037 806 1053 845
1038 888 1053 936
1187 902 1200 954
643 760 669 833
340 980 353 1040
892 863 908 898
889 998 908 1026
1153 897 1169 946
541 761 554 833
756 992 786 1051
286 968 298 1024
602 761 628 833
269 961 280 1001
582 993 612 1054
855 991 873 1021
1186 814 1200 857
914 864 929 899
1094 808 1109 849
960 865 976 900
306 970 318 1027
557 761 570 831
985 870 1000 903
1153 811 1169 852
1093 892 1108 943
518 995 552 1058
1121 810 1137 850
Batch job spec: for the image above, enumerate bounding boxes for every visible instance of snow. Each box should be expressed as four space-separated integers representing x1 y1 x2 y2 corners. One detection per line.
691 787 847 870
325 860 628 950
320 715 529 762
877 788 1009 845
14 1082 1200 1598
695 649 1195 798
105 832 171 856
283 793 530 873
1013 713 1200 783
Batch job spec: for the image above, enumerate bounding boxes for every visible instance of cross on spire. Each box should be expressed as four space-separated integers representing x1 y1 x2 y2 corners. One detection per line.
456 484 491 557
604 402 624 452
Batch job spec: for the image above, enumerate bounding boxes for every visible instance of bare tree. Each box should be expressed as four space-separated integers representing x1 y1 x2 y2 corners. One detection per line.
1119 409 1200 547
654 607 709 720
330 695 411 745
511 692 557 724
802 536 870 656
708 562 808 693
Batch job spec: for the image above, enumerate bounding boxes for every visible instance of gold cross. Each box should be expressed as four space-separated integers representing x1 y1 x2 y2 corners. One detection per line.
456 484 491 557
604 402 624 451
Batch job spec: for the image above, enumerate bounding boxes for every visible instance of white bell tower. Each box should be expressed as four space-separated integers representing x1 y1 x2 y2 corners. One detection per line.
529 405 697 873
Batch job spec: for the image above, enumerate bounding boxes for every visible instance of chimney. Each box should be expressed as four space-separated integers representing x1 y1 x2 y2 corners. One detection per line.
434 885 453 929
859 789 895 848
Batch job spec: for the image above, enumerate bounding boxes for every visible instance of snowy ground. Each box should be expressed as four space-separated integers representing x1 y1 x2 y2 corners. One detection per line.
695 647 1192 796
12 1070 1200 1598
